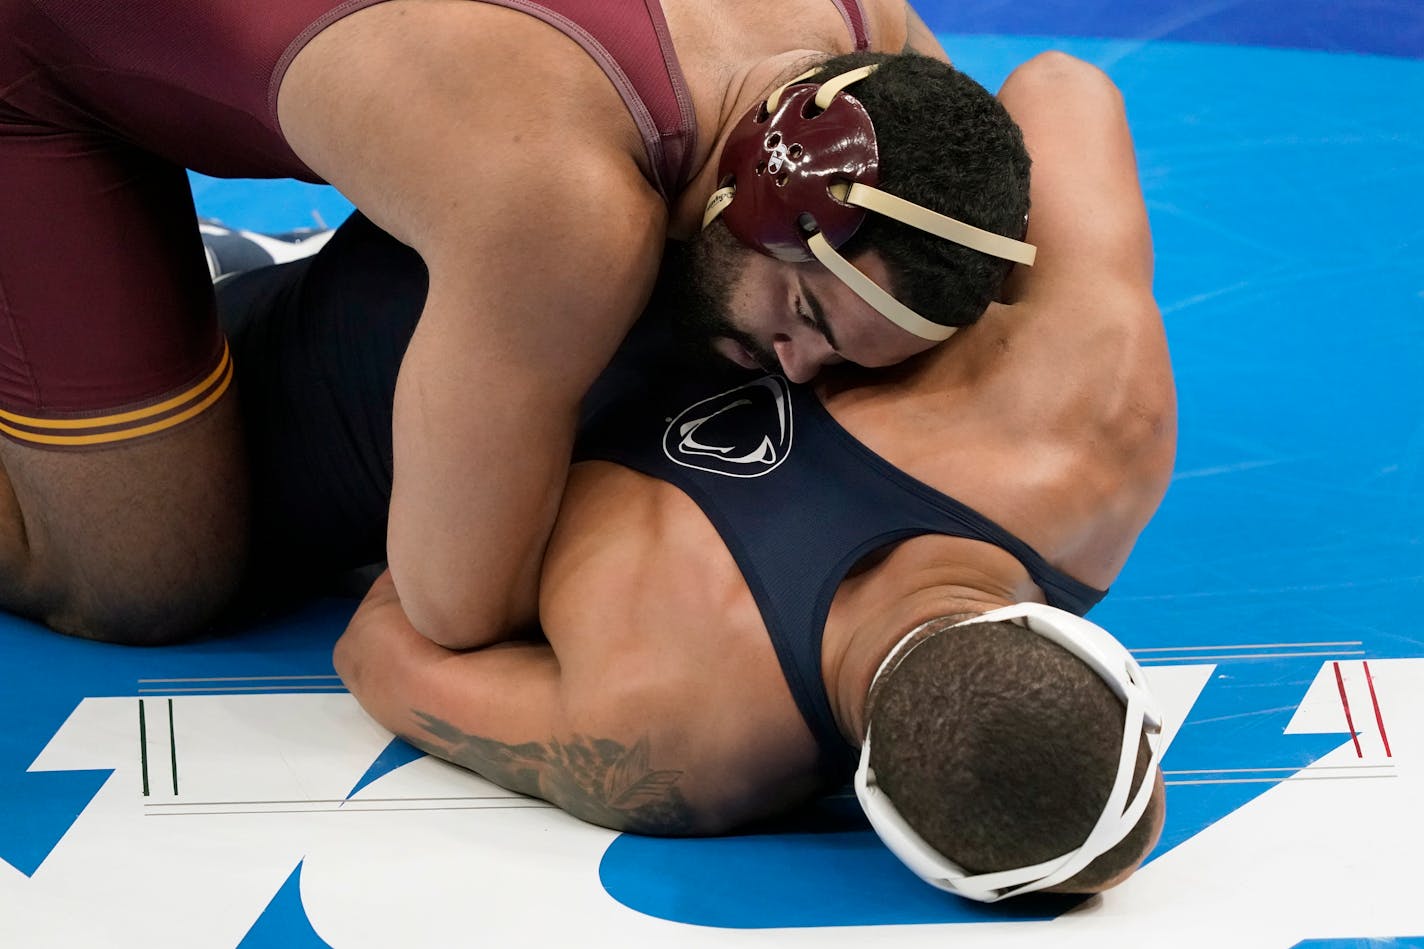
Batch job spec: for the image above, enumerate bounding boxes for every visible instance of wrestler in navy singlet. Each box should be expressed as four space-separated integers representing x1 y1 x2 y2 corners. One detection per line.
216 213 1104 772
577 368 1107 774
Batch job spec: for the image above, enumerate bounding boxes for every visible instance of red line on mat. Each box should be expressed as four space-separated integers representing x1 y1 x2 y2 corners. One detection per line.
1362 660 1393 758
1333 661 1363 758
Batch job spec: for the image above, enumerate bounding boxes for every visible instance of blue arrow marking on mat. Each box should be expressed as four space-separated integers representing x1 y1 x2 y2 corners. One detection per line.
238 860 332 949
345 737 426 800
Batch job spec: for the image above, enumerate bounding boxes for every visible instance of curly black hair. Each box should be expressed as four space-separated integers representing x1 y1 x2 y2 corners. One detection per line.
809 52 1031 328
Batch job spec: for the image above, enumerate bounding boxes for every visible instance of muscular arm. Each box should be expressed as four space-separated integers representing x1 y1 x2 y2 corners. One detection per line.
277 5 665 647
334 572 699 834
386 177 660 646
990 53 1176 576
996 53 1156 300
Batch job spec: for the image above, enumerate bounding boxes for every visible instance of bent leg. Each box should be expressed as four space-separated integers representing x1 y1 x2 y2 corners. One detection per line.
0 119 248 644
0 402 249 643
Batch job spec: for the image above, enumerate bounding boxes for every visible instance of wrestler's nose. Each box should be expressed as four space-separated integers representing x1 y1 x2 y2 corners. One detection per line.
772 328 837 384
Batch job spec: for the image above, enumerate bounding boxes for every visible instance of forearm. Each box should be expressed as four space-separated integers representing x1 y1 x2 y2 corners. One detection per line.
385 305 575 650
997 53 1153 291
334 575 701 834
384 209 654 648
335 572 446 736
335 574 535 743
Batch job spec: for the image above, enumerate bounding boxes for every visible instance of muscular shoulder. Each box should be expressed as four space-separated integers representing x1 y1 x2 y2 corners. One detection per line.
281 0 667 258
987 283 1174 478
987 290 1176 581
408 148 667 383
850 288 1173 586
542 529 829 831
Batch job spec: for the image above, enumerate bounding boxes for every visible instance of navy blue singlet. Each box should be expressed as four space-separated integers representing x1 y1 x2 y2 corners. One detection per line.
576 368 1108 778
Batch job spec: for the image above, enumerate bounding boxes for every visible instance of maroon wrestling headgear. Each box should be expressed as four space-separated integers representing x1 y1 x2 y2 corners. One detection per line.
703 65 1037 342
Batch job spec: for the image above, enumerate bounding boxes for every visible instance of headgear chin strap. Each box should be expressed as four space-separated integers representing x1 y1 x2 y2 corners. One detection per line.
703 64 1037 343
854 602 1164 903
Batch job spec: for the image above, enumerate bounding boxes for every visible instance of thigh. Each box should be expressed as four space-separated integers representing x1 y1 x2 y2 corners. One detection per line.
0 119 248 642
5 0 374 179
0 123 226 432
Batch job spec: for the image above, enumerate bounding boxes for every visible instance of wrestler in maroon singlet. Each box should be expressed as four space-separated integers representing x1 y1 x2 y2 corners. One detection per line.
0 0 870 445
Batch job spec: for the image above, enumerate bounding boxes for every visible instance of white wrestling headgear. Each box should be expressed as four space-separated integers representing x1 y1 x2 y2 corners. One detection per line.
854 602 1164 903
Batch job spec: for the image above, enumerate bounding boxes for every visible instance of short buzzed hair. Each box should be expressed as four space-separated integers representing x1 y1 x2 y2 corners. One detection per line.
867 619 1162 890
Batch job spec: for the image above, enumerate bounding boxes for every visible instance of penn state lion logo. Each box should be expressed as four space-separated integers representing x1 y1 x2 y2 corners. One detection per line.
663 376 793 478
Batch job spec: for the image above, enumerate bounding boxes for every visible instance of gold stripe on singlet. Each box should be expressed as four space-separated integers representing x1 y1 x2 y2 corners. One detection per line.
0 344 234 447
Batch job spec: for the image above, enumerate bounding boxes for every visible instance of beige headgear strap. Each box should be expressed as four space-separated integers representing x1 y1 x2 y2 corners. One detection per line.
703 64 1036 343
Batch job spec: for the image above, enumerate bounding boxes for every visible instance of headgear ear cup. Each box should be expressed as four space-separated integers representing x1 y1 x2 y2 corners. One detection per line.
703 65 1037 342
714 81 881 261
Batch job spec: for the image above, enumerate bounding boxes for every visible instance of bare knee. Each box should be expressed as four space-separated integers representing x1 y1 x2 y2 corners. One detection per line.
1013 50 1107 83
0 397 250 645
41 544 247 645
1003 51 1124 110
5 494 249 646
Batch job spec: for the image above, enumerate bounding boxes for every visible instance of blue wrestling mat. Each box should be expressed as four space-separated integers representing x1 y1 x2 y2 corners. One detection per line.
3 2 1422 945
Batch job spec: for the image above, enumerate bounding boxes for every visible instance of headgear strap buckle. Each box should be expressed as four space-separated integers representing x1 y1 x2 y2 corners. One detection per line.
703 65 1037 343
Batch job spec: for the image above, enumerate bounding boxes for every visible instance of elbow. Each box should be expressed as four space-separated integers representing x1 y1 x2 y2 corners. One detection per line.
394 588 472 650
386 518 496 650
332 630 357 687
385 536 462 649
1002 51 1125 113
384 559 491 651
332 625 371 698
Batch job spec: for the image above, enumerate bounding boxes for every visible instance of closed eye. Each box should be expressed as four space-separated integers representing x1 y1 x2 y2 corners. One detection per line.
796 285 842 353
795 295 815 328
796 294 839 353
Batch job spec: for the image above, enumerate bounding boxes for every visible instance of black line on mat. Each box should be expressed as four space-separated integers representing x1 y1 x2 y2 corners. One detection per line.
145 794 520 807
168 698 179 796
138 699 150 797
145 802 555 817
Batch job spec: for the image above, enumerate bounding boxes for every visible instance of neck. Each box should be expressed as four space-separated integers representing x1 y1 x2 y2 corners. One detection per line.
667 50 828 239
820 546 1016 746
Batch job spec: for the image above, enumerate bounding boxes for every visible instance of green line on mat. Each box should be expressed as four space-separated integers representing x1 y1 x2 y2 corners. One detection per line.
168 698 179 796
138 699 150 797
